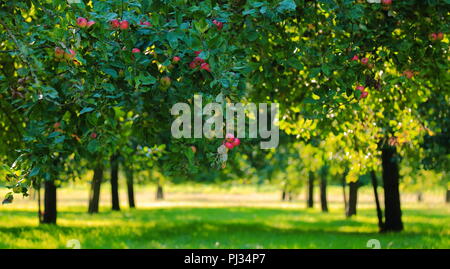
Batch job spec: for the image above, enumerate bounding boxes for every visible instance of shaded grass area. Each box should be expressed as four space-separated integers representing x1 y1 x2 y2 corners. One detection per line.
0 205 448 249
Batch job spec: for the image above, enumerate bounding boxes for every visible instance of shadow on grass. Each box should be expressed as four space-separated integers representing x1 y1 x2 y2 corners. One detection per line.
0 206 448 248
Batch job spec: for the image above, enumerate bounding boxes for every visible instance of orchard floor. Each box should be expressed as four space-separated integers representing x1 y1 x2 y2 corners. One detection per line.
0 184 449 249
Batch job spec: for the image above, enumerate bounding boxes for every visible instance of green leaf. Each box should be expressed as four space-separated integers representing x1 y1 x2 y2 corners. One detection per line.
80 107 94 115
277 0 296 13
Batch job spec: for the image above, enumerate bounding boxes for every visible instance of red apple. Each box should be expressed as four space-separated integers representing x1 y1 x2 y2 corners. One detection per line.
232 138 240 147
140 21 152 27
361 57 369 65
86 20 95 28
351 55 359 61
360 91 369 99
55 47 64 58
132 48 141 53
225 142 234 150
53 122 61 129
429 33 437 41
381 0 392 5
194 50 202 56
110 19 120 28
200 63 211 72
356 85 365 91
437 32 444 41
76 17 88 28
90 132 97 139
119 20 129 30
172 56 181 63
64 49 76 60
191 146 197 153
212 19 223 30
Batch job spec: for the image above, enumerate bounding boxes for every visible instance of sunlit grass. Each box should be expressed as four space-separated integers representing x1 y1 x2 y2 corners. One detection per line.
0 185 448 249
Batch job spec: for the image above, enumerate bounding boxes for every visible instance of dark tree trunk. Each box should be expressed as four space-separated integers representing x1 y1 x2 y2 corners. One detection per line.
110 154 120 211
346 182 358 217
417 192 423 202
307 171 314 208
156 185 164 200
41 181 57 224
446 189 450 203
281 188 287 201
125 168 136 208
370 170 384 232
342 172 348 214
320 172 328 212
381 146 403 232
88 166 103 214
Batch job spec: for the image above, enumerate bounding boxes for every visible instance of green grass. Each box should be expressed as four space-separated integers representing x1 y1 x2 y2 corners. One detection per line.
1 203 449 249
0 184 449 249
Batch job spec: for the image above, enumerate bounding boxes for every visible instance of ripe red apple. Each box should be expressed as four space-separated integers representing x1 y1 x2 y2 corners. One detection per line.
53 122 61 129
55 47 64 58
172 56 181 63
212 19 223 30
381 0 392 5
360 91 369 99
225 142 234 150
110 19 120 28
132 48 141 53
87 20 95 28
76 17 88 28
437 32 444 41
140 21 152 27
429 33 437 41
361 57 369 65
119 20 129 30
90 132 97 139
189 61 198 69
191 146 197 153
194 50 202 56
351 55 359 61
232 138 240 147
356 85 365 91
64 49 76 60
194 57 205 64
200 63 211 72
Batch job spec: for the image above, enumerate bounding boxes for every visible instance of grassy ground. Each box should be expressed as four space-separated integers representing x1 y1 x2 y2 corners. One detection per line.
0 184 449 249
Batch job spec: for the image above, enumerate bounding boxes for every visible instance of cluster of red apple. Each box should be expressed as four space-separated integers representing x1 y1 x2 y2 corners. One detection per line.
224 133 241 150
355 85 368 99
189 50 211 72
381 0 392 5
429 32 445 42
109 19 129 30
76 17 95 28
54 47 78 64
351 55 374 69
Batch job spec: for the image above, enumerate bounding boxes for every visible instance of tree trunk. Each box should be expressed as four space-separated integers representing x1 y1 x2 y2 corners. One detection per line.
381 146 403 232
342 172 348 214
41 181 57 224
417 192 423 202
346 182 358 217
156 184 164 200
320 172 328 212
446 189 450 203
281 187 287 201
88 166 103 214
307 171 314 208
110 154 120 211
370 170 384 232
125 168 136 208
